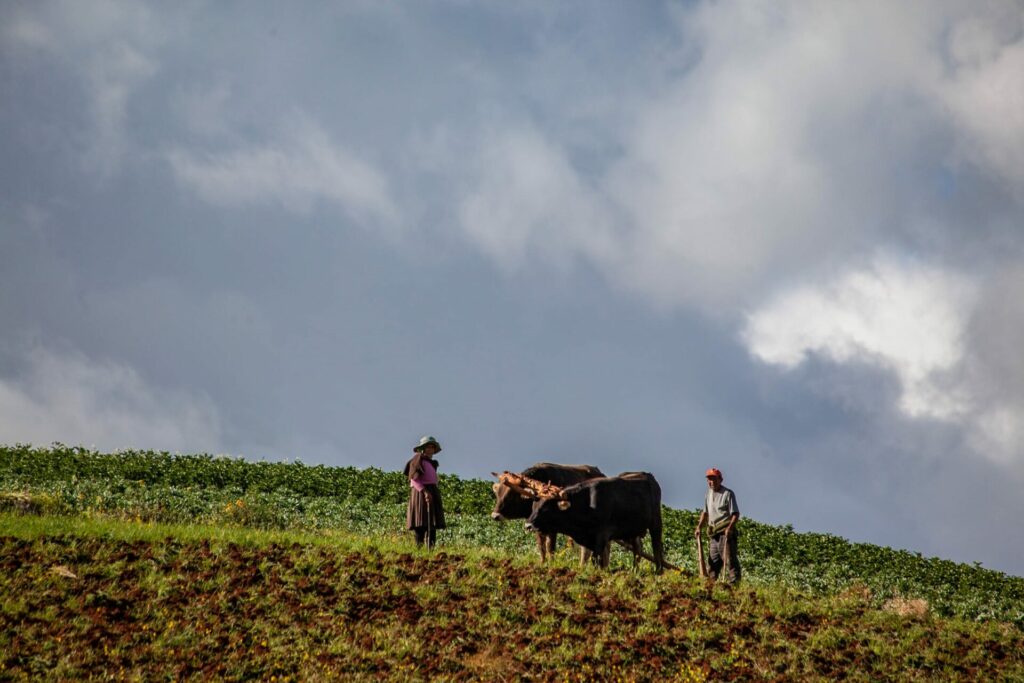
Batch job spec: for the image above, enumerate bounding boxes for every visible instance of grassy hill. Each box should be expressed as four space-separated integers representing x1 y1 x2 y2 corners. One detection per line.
2 444 1024 681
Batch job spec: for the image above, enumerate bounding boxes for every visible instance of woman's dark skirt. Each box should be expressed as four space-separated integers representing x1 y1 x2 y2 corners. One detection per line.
405 484 446 530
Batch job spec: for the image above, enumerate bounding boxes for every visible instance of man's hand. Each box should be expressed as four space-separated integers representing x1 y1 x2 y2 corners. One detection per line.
424 492 433 505
693 526 702 539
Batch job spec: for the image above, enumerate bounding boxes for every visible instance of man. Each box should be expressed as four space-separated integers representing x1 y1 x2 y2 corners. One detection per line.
694 467 740 584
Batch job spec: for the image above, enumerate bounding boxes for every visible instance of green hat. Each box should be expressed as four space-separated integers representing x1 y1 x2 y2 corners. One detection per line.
414 435 442 453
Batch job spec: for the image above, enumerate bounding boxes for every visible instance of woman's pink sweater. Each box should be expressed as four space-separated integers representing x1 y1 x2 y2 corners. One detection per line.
410 458 438 492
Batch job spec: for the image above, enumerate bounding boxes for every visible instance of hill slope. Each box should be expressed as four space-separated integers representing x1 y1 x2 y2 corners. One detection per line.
3 514 1023 682
2 444 1023 628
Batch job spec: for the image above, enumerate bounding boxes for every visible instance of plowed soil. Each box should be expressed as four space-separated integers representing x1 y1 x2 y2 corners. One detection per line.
2 533 1022 682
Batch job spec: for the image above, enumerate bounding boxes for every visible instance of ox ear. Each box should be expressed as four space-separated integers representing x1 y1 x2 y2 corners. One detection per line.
491 482 499 492
557 500 571 511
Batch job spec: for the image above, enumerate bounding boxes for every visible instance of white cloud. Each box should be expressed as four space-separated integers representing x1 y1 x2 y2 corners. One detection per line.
168 118 399 228
744 257 976 419
0 346 223 454
456 124 619 271
971 407 1024 464
742 256 1024 464
940 8 1024 195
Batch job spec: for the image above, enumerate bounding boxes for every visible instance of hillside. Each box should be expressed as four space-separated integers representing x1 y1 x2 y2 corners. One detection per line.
2 445 1022 624
4 514 1024 682
2 445 1024 680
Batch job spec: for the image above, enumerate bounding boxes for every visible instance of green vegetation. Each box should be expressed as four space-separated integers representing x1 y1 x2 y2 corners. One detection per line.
2 444 1022 625
2 444 1024 680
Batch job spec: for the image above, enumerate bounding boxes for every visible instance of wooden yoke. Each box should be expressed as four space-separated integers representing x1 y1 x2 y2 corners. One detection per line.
496 471 565 500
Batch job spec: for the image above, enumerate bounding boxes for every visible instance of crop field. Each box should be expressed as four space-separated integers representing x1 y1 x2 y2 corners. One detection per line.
3 445 1022 623
2 444 1024 681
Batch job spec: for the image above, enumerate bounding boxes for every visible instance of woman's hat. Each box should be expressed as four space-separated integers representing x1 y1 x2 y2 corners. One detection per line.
414 435 442 453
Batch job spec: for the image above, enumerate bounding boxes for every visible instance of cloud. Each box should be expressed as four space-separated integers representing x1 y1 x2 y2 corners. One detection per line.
455 124 619 271
439 1 1023 314
3 13 55 50
940 6 1024 196
742 255 1024 465
0 346 223 454
960 263 1024 463
2 0 163 176
172 81 234 139
439 2 1024 468
168 117 399 228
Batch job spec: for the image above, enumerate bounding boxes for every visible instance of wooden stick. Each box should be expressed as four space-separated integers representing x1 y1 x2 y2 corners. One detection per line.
722 530 731 579
425 491 434 551
696 533 708 578
497 471 564 499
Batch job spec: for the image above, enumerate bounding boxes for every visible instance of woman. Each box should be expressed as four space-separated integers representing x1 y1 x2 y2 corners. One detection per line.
403 435 446 549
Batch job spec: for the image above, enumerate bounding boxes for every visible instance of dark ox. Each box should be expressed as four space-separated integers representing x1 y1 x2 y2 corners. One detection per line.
491 463 604 561
525 471 665 573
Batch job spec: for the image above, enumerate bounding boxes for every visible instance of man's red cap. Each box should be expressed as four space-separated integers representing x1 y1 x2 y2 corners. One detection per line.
705 468 722 479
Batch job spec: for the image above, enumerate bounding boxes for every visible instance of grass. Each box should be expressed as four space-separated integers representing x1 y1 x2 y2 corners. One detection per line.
2 512 1023 682
0 511 385 550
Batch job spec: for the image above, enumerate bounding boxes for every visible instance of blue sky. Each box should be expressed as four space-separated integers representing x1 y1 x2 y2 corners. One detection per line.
2 1 1024 574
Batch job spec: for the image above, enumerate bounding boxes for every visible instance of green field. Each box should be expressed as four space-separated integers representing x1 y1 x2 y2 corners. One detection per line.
2 444 1024 681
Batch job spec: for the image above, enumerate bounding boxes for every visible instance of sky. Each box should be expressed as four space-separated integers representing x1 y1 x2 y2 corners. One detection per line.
2 1 1023 575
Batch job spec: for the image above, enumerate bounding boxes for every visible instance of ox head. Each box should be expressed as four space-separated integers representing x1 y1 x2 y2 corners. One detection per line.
523 487 572 533
493 471 570 523
489 471 539 521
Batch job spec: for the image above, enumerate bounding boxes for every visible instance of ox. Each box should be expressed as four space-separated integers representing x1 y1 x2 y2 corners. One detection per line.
491 463 604 561
525 471 665 573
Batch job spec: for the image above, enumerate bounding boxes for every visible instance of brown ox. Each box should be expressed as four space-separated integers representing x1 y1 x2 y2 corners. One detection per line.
490 463 604 561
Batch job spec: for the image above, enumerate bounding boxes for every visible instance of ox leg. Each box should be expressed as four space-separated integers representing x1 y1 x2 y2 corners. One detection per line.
593 536 611 569
545 532 557 558
535 532 548 562
568 537 592 565
650 524 665 574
